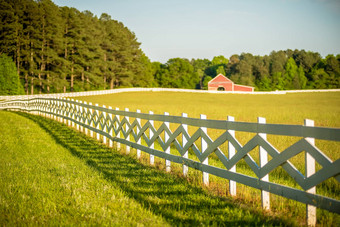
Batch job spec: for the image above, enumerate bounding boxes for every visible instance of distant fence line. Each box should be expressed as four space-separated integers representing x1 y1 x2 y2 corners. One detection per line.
0 97 339 226
1 88 340 101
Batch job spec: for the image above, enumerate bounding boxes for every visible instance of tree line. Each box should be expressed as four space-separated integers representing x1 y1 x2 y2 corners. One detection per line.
0 0 339 95
154 51 340 90
0 0 152 95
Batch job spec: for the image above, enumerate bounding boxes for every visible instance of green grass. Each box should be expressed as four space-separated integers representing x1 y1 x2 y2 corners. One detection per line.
0 111 168 226
0 111 293 226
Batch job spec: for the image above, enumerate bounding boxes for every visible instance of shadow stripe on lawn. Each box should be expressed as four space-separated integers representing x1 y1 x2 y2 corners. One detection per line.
19 112 292 226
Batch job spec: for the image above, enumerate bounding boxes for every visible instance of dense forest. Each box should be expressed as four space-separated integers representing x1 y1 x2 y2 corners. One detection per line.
0 0 339 95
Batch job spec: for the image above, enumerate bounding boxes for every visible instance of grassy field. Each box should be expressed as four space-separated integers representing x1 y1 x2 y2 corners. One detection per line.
0 111 294 226
75 91 340 127
75 91 340 161
72 91 340 225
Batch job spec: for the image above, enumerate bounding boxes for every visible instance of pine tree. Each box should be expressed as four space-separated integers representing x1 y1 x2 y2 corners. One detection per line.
0 54 24 95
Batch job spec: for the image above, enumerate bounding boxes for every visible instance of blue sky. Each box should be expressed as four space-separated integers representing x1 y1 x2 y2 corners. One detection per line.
53 0 340 63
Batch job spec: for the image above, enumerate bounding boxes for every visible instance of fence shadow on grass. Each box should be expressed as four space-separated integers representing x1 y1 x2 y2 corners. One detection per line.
19 112 292 226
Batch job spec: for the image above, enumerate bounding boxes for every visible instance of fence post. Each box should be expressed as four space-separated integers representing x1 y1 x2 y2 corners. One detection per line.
95 104 100 141
149 111 154 165
37 99 41 116
66 98 71 126
228 116 237 196
46 99 50 118
79 101 83 132
164 112 171 172
39 99 42 116
71 99 75 128
33 99 37 115
44 99 48 118
75 100 80 131
84 101 88 135
57 99 61 122
59 99 63 123
63 98 67 124
201 114 209 186
89 102 94 138
47 99 50 119
56 98 59 121
41 99 44 117
57 98 63 123
125 108 130 154
58 98 62 122
42 99 45 117
102 105 107 145
305 119 316 226
182 113 189 177
258 117 270 210
116 107 120 150
108 106 113 148
136 109 141 159
53 98 57 121
42 99 46 118
65 99 69 126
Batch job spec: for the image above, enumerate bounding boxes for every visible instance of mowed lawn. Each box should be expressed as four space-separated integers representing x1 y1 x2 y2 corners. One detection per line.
0 111 168 226
0 111 291 226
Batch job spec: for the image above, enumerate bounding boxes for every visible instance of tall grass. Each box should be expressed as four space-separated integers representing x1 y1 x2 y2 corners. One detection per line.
0 111 295 226
75 92 340 126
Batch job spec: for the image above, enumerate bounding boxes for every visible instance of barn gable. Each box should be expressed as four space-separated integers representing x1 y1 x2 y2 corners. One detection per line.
208 74 233 84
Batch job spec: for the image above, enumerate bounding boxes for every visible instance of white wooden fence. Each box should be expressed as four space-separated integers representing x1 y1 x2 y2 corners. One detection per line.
1 97 339 226
1 87 340 101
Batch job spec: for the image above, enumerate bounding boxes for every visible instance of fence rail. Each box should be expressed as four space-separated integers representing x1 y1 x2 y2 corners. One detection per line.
1 87 340 101
1 97 339 226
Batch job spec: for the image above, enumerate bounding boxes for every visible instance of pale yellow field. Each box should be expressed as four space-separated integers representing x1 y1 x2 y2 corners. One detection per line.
75 91 340 127
75 91 340 159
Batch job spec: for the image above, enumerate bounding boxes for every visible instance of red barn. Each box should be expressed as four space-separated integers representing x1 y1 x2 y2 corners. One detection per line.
208 74 254 92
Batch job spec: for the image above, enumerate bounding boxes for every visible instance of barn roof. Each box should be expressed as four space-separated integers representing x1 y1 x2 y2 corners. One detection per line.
208 74 233 84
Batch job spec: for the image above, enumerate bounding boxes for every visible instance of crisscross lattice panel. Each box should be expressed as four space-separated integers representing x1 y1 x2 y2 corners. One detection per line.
0 97 339 214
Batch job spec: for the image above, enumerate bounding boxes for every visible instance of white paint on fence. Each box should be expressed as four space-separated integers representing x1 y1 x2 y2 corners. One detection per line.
84 102 88 135
165 112 171 172
71 99 75 128
79 101 84 133
136 109 141 159
89 102 94 138
125 108 130 154
1 87 340 102
228 116 236 196
1 97 339 225
95 104 100 141
201 114 209 186
108 106 113 148
258 117 270 211
76 100 80 130
305 119 316 226
182 113 189 177
115 107 120 150
103 105 107 145
149 111 155 165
